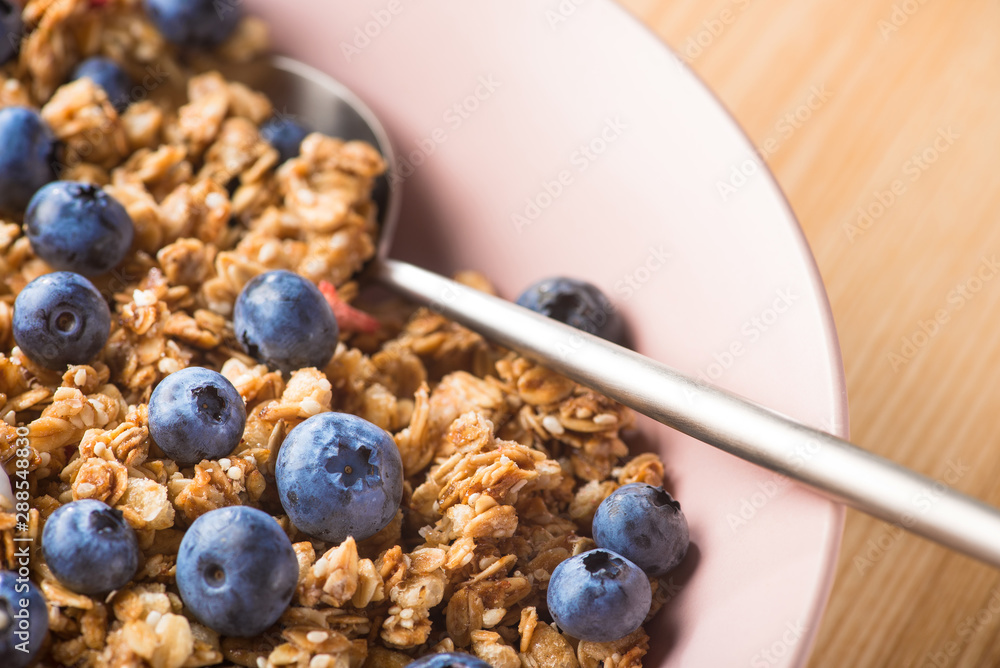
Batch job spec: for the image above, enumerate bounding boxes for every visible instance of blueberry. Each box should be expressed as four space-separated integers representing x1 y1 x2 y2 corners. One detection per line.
408 653 491 668
72 57 132 113
25 181 135 276
149 366 247 467
0 1 23 65
546 549 651 642
592 483 690 577
41 499 139 595
13 272 111 370
233 270 338 375
0 571 47 668
0 107 55 213
276 412 403 544
176 505 298 637
516 277 625 345
259 116 310 165
143 0 242 47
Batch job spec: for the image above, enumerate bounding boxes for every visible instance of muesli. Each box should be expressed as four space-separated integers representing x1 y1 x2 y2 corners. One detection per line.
0 1 682 666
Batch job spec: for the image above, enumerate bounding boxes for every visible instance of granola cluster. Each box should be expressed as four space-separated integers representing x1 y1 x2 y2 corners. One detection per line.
0 1 674 666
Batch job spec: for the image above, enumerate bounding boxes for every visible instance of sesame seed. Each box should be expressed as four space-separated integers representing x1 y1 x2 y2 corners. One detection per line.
542 415 565 435
157 358 181 374
305 630 328 644
227 467 243 481
133 289 157 307
256 658 267 668
218 458 231 470
593 413 618 426
399 608 413 620
145 610 162 627
482 608 505 627
74 368 88 386
259 242 279 263
309 656 335 668
205 192 226 209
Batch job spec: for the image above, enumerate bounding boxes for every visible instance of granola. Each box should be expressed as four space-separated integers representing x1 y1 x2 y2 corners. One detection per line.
0 1 677 666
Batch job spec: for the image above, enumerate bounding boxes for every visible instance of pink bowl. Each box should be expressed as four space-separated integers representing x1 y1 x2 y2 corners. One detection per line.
0 1 847 665
243 1 848 665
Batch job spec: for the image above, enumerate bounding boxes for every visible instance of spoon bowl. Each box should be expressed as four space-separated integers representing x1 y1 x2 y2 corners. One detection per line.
219 56 401 252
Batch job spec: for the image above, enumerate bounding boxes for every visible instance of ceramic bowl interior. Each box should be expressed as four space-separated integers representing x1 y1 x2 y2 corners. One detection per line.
1 2 849 666
245 1 849 665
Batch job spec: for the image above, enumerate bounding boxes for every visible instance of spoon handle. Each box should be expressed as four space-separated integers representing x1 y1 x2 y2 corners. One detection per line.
372 258 1000 567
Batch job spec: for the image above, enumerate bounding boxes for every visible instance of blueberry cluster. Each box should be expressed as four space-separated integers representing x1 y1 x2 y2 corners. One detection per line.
546 483 691 641
3 0 376 650
0 0 683 653
517 278 694 642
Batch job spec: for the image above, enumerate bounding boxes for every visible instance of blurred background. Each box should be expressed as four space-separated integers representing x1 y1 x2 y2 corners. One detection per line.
617 0 1000 666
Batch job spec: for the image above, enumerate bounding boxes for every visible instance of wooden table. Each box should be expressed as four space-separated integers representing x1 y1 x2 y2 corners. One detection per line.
617 0 1000 665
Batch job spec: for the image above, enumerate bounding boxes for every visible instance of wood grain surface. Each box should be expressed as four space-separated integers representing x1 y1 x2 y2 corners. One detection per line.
615 0 1000 666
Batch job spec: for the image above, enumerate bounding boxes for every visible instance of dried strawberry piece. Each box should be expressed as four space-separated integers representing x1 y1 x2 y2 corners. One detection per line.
319 280 379 334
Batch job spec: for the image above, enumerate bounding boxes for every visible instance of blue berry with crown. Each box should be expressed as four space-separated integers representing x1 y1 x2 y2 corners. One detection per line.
546 549 651 642
25 181 134 276
276 412 403 544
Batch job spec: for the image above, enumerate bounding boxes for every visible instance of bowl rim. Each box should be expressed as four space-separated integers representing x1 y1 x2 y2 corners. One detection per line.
606 3 849 663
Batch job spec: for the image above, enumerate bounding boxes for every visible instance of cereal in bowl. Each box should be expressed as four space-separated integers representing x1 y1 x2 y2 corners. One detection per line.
0 1 690 666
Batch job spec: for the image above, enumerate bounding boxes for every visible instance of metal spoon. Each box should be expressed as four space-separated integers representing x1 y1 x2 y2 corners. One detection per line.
231 55 1000 567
